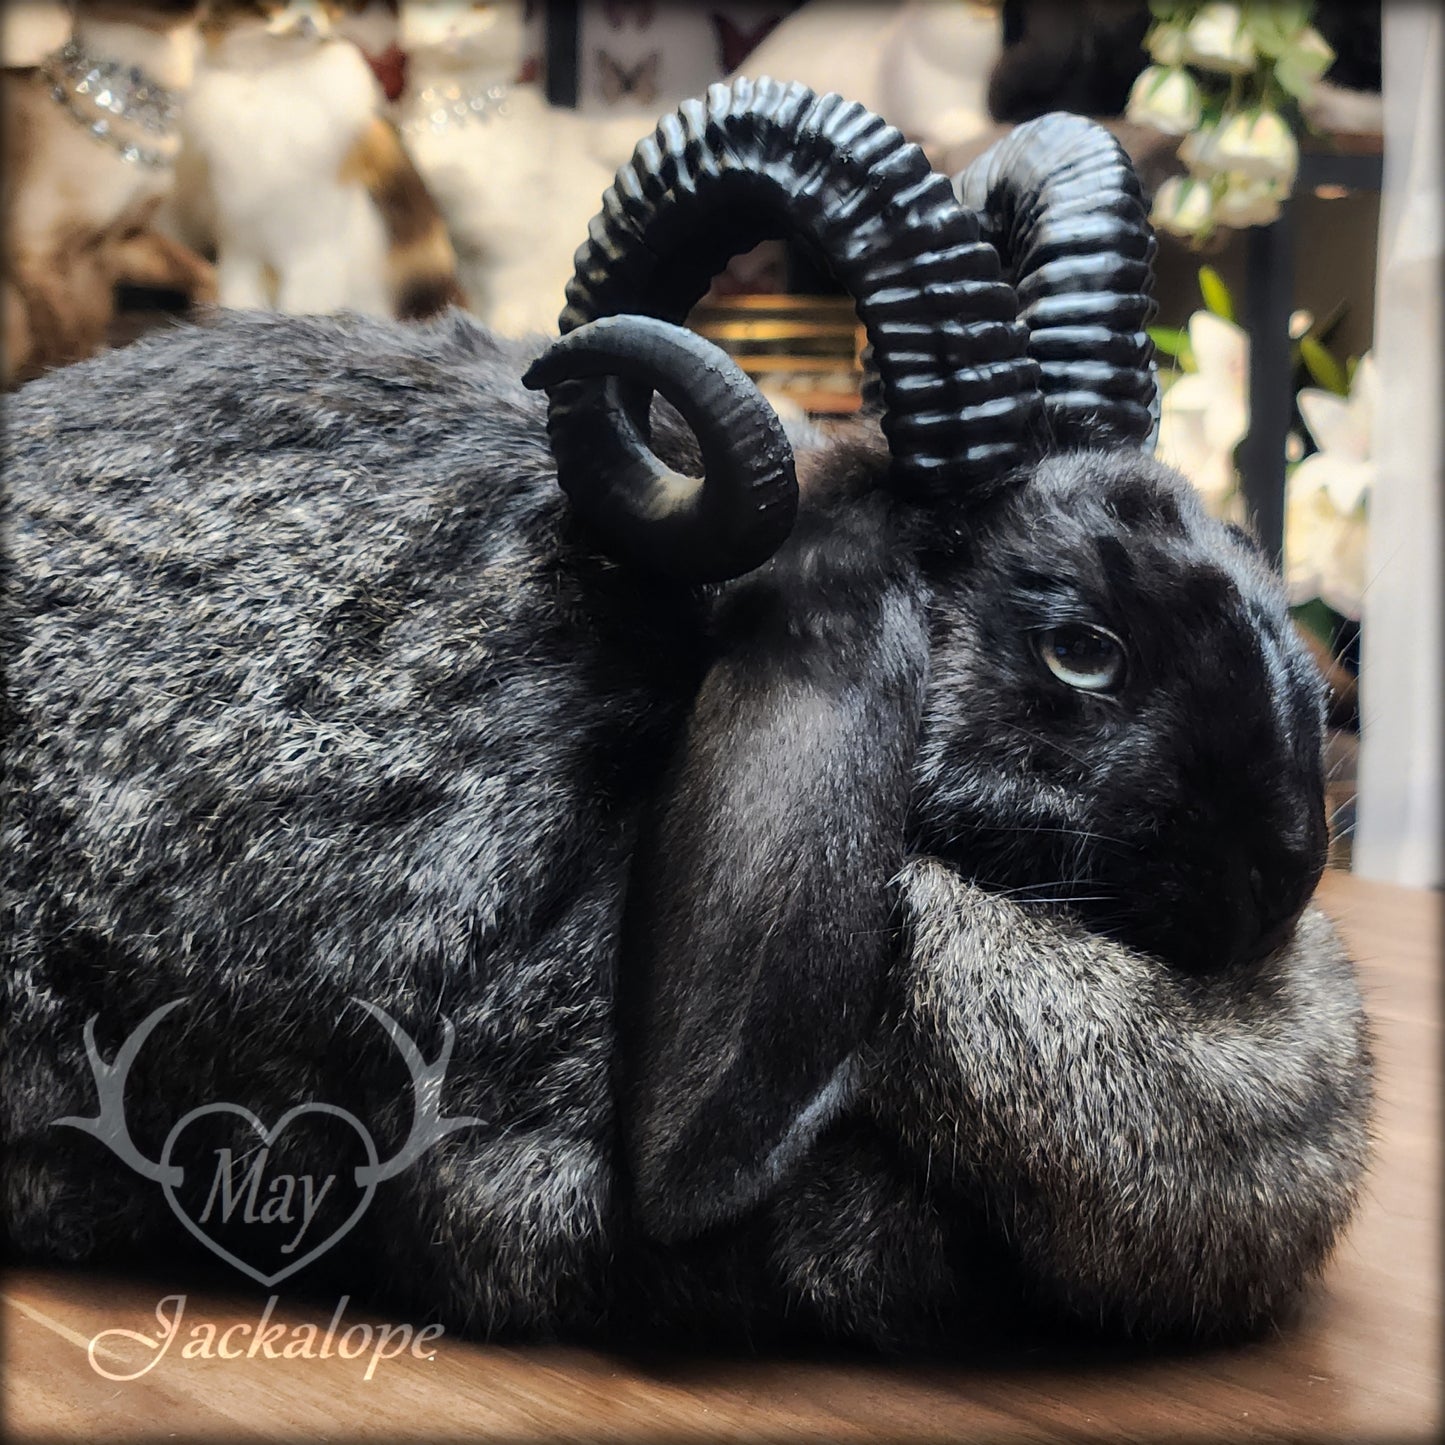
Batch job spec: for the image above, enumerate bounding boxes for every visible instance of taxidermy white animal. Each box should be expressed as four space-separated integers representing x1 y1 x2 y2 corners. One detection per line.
738 0 1001 149
2 0 215 386
397 0 643 336
182 0 460 319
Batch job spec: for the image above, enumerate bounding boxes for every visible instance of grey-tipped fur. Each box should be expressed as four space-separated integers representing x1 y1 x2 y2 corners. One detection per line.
2 306 1373 1348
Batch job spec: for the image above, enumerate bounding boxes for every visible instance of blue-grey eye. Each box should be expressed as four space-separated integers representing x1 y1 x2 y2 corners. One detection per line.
1035 624 1127 693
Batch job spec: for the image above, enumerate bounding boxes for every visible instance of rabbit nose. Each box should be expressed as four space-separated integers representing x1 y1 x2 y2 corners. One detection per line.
1245 847 1322 961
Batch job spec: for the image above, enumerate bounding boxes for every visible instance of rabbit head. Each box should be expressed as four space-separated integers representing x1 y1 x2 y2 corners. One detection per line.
522 86 1339 1254
914 445 1328 976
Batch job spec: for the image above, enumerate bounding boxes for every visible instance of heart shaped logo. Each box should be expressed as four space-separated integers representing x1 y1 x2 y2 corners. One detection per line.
55 997 484 1290
160 1102 379 1288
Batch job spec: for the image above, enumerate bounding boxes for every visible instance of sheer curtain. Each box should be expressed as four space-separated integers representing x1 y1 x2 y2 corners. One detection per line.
1354 1 1442 887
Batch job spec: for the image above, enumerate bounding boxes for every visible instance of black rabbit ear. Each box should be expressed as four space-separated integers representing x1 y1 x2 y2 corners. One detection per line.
620 516 928 1242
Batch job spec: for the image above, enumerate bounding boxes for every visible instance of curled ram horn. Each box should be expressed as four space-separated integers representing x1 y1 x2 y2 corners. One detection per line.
955 112 1159 451
529 75 1043 548
522 315 798 584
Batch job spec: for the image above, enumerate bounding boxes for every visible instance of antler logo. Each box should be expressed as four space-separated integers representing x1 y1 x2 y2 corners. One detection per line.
56 1000 482 1288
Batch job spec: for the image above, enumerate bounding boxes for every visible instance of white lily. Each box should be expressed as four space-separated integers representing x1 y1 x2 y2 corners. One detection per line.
1285 354 1375 618
1158 392 1239 515
1181 2 1256 75
1156 310 1250 516
1125 65 1203 136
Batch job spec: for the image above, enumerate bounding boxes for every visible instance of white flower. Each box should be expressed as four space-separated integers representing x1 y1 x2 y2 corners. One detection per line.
1298 353 1375 512
1210 108 1299 188
1145 22 1187 67
1285 354 1375 618
1158 396 1238 514
1178 121 1224 176
1150 176 1214 238
1286 484 1368 617
1180 2 1256 74
1212 171 1285 227
1156 310 1250 514
1125 66 1204 136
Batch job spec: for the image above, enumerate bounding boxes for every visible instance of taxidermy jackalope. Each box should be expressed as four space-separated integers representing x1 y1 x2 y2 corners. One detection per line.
3 77 1371 1349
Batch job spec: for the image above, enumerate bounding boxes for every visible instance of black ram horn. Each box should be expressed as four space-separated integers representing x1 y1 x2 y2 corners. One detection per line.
955 112 1158 449
522 315 797 584
527 75 1043 579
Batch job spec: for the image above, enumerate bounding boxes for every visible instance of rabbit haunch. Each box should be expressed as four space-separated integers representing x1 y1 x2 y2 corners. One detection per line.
2 307 1372 1346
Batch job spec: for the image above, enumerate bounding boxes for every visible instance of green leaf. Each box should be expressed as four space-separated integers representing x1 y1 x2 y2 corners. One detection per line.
1345 354 1359 387
1274 20 1335 98
1197 264 1236 322
1243 1 1310 58
1147 0 1185 21
1314 299 1349 345
1299 335 1349 395
1147 324 1189 358
1291 597 1341 646
1272 57 1314 101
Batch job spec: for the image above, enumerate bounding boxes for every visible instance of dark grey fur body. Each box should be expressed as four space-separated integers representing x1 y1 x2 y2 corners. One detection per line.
3 311 700 1336
2 308 1373 1350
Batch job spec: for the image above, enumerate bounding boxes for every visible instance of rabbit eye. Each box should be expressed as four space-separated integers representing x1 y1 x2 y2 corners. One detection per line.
1034 624 1127 694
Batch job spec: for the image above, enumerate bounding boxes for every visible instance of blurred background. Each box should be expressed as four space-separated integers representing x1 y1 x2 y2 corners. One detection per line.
2 0 1437 885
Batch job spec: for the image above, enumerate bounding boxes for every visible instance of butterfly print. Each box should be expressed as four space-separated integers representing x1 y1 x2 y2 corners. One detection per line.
711 11 783 72
595 48 661 105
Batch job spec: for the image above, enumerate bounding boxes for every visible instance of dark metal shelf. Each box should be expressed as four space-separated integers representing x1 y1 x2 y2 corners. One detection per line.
1239 144 1383 564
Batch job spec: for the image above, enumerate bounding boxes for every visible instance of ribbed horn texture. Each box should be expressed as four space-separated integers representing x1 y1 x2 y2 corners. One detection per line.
523 315 798 584
955 113 1158 450
557 75 1043 500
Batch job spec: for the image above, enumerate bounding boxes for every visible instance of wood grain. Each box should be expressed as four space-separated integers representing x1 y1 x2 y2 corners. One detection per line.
4 871 1438 1443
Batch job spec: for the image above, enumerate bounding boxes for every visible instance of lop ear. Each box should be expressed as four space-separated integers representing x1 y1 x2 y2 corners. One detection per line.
620 507 929 1242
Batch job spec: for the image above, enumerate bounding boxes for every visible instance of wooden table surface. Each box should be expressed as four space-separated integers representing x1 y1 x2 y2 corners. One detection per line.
4 870 1438 1443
